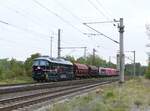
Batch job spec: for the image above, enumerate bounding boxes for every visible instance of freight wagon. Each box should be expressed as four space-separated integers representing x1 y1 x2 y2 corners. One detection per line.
73 63 89 78
87 65 99 77
99 67 118 77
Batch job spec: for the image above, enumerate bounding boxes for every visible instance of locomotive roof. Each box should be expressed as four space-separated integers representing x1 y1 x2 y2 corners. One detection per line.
34 56 73 65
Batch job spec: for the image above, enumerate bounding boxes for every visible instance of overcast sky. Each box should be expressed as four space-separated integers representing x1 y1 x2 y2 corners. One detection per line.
0 0 149 65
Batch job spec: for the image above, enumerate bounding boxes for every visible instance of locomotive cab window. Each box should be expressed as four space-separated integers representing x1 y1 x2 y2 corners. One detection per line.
33 60 39 66
40 60 49 66
33 60 49 66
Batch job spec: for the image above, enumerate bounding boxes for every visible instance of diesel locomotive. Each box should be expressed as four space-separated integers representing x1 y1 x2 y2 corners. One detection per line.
32 56 118 82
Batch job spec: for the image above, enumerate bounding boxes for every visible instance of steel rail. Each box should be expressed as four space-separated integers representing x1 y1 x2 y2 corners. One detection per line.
0 79 118 111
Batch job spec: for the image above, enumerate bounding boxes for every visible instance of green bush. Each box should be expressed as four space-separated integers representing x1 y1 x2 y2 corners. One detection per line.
134 99 143 107
145 73 150 79
105 91 115 99
24 53 40 76
0 53 40 82
145 63 150 79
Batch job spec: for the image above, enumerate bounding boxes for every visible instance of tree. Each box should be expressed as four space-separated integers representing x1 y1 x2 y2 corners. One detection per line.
76 54 116 68
76 57 86 64
24 53 41 76
145 62 150 79
125 63 146 76
145 24 150 79
9 58 25 77
64 55 76 63
0 59 9 79
0 58 25 79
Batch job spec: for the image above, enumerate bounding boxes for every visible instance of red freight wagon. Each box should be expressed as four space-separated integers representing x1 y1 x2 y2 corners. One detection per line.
104 68 118 76
110 68 118 76
99 67 107 76
87 65 99 77
99 67 118 76
73 63 89 78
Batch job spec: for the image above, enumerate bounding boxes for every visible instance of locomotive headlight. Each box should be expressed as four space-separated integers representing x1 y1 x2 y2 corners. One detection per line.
37 66 41 69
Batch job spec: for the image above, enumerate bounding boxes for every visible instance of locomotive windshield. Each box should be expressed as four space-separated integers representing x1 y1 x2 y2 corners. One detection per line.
33 60 49 66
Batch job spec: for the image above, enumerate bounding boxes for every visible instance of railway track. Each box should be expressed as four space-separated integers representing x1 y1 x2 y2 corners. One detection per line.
0 82 36 87
0 78 114 94
0 77 119 111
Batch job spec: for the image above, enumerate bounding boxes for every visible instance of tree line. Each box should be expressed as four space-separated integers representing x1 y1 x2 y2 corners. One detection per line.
0 53 116 80
0 53 148 81
0 53 40 80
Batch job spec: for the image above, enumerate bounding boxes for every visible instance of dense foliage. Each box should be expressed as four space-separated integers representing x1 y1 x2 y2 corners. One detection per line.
0 53 147 82
65 55 147 76
65 54 116 68
24 53 41 76
145 24 150 79
0 53 40 80
125 63 146 76
145 62 150 79
0 58 25 79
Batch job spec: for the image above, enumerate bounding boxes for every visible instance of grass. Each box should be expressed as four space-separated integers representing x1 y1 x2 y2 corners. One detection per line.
0 76 33 84
48 77 150 111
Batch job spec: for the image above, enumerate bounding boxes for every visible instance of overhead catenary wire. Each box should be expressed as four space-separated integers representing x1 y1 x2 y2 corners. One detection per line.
0 5 51 31
64 49 76 56
83 23 119 44
84 0 119 46
95 0 114 20
0 37 46 49
125 56 134 62
94 0 118 27
0 0 121 61
0 19 49 40
86 0 118 33
54 0 82 22
0 19 56 51
7 1 61 32
87 0 110 20
0 37 18 44
20 2 57 31
32 0 84 35
0 0 58 34
83 21 114 24
32 0 90 50
36 0 111 45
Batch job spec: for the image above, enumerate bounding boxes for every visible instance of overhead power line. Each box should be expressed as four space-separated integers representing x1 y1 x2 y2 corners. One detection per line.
83 23 119 44
0 37 44 49
87 0 109 20
54 0 82 22
95 0 113 20
61 46 86 49
0 19 49 40
125 56 134 62
6 2 57 31
0 37 18 44
83 21 114 24
32 0 84 34
1 5 48 30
